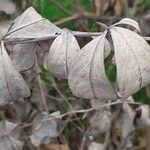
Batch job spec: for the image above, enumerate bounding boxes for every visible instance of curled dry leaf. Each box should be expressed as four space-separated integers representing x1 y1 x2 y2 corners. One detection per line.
47 31 80 79
68 18 150 102
30 111 63 147
4 7 62 41
68 31 117 100
0 41 30 106
4 7 62 72
113 18 141 33
111 27 150 100
0 120 23 150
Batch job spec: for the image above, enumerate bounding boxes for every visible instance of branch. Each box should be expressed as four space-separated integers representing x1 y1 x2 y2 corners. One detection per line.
35 55 48 112
4 31 150 44
51 77 72 109
21 101 140 128
54 12 98 25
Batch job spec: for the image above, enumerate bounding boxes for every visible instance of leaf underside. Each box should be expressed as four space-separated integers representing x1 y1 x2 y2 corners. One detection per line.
5 7 63 41
68 31 117 100
47 31 80 79
111 27 150 100
0 41 31 106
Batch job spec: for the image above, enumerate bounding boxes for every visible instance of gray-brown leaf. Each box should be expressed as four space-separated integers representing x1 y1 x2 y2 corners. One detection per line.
0 120 23 150
113 18 141 33
4 7 63 41
30 112 63 147
68 31 117 100
4 7 62 72
0 41 31 106
110 27 150 100
47 31 80 79
115 103 135 139
9 40 52 72
10 43 36 71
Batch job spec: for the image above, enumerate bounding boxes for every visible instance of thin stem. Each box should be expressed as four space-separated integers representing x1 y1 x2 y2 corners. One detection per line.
51 77 72 109
35 55 48 112
54 12 97 25
21 101 140 128
104 131 110 150
4 31 150 44
47 94 62 101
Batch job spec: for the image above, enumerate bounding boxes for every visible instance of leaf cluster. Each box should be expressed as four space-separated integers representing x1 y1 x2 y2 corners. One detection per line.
0 7 150 149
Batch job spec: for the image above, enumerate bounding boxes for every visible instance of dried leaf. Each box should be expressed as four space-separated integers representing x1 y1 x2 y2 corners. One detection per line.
0 120 23 150
10 43 36 71
0 41 30 106
8 98 31 121
9 40 52 72
30 112 63 147
114 103 135 139
90 110 111 135
121 103 135 138
110 27 150 100
5 7 62 72
68 18 150 102
47 31 80 79
104 38 111 58
4 7 63 41
0 137 23 150
113 18 141 33
68 31 117 100
90 99 111 135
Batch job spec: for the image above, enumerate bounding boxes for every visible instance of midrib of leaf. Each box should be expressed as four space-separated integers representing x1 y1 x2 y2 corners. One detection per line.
114 28 143 90
1 42 14 101
4 18 45 38
89 32 107 99
65 33 69 76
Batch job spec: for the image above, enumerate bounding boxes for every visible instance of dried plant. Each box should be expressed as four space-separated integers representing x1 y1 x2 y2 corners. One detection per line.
0 7 150 150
